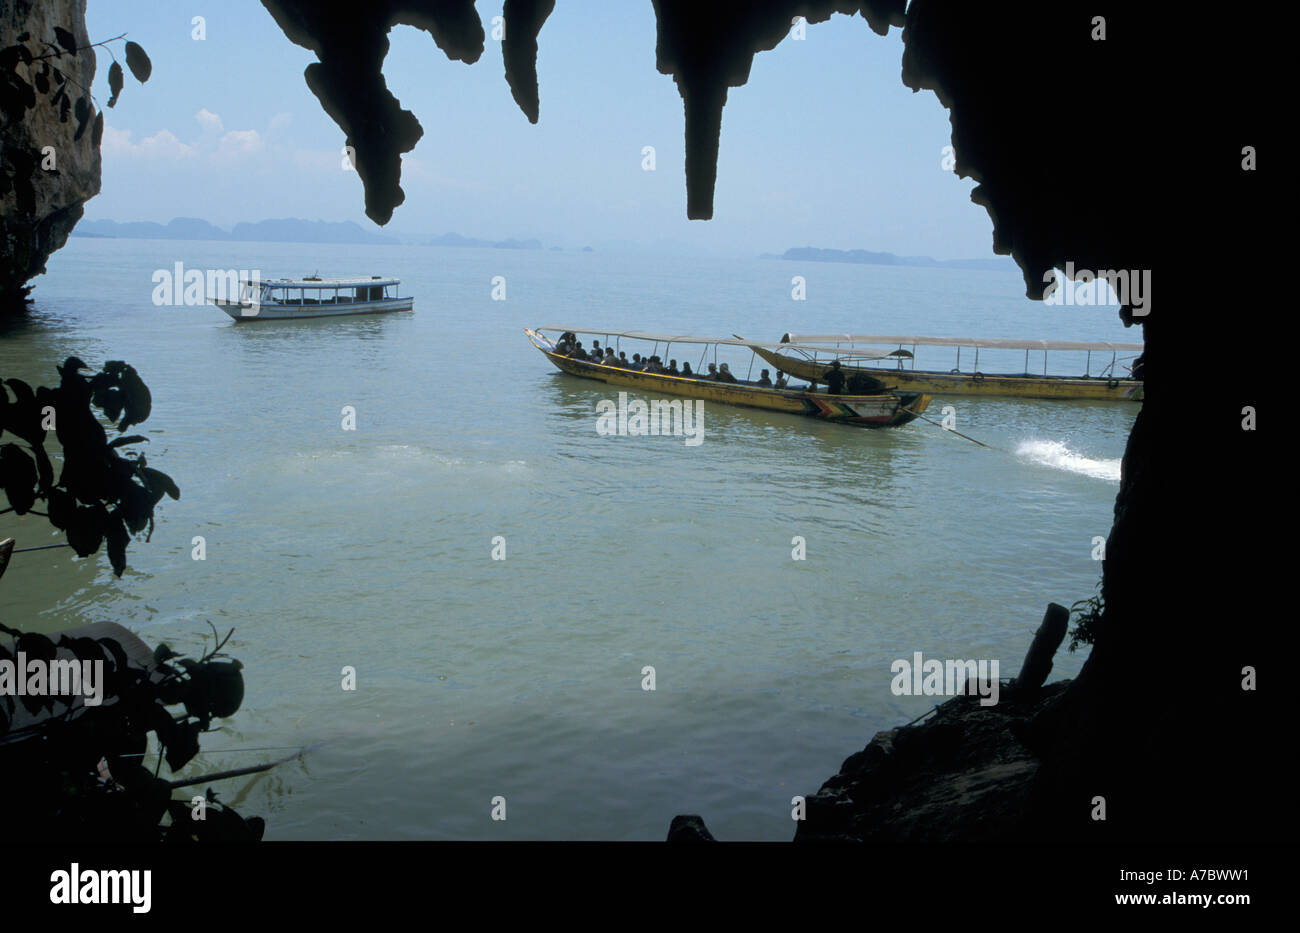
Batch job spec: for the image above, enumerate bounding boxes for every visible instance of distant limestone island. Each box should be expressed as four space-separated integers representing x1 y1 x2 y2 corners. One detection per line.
72 217 595 251
766 246 1012 271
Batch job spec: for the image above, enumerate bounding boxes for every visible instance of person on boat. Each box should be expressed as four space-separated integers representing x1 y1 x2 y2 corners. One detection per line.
555 332 574 354
824 359 846 395
591 340 602 359
681 362 694 378
666 359 679 376
705 363 719 380
632 353 643 370
775 370 788 388
757 369 773 387
573 342 589 360
648 356 664 374
717 363 738 383
618 351 630 368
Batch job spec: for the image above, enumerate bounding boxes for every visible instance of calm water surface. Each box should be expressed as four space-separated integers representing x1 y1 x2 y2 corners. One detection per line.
0 238 1138 839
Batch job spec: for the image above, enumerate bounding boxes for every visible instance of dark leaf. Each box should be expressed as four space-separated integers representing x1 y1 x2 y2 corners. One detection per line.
205 660 245 718
124 42 151 83
108 434 147 449
141 466 180 500
164 720 201 771
107 61 123 108
114 364 151 430
46 488 73 529
93 385 124 424
65 504 105 556
53 26 77 55
73 96 89 141
104 509 129 576
0 444 38 515
31 442 53 492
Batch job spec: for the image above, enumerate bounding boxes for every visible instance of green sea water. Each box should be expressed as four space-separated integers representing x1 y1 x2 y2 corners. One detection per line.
0 237 1137 839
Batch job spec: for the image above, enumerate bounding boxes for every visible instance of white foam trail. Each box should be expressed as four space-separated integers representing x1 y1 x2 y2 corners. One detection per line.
1016 439 1121 482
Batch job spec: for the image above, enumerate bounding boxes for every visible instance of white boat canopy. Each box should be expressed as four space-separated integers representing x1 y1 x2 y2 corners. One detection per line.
779 333 1143 352
245 276 400 288
534 325 897 358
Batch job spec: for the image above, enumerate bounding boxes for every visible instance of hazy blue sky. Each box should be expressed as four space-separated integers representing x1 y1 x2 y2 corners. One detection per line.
85 1 992 258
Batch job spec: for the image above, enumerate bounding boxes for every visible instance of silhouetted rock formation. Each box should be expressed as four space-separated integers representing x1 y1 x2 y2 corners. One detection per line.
8 0 1271 843
260 0 559 225
0 0 101 309
797 682 1072 843
260 0 1271 846
667 814 716 842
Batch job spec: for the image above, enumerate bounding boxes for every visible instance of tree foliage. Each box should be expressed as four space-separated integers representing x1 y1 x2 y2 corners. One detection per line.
0 621 262 842
1 28 151 232
0 358 177 575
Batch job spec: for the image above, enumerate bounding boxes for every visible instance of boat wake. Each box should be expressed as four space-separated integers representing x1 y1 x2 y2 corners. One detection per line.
1015 439 1121 482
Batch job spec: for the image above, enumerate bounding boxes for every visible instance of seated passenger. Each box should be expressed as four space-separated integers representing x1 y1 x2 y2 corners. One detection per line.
632 353 643 370
666 359 679 376
572 342 589 360
618 352 630 367
757 369 773 387
824 359 846 395
717 363 738 383
705 363 719 380
774 370 788 388
591 340 602 359
646 356 663 374
681 362 694 378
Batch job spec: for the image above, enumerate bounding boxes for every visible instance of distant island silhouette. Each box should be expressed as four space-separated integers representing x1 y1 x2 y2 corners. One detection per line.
766 246 1013 271
71 218 553 250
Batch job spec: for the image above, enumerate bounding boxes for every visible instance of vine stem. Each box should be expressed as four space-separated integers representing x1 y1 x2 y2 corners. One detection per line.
24 33 127 65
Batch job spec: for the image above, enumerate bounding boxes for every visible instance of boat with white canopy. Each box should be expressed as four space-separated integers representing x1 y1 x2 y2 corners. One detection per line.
744 333 1144 401
208 276 413 321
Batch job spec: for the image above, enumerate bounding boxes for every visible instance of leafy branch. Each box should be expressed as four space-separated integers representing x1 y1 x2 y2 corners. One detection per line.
0 358 179 576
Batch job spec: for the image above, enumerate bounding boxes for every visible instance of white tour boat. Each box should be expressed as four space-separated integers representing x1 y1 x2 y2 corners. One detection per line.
208 276 414 321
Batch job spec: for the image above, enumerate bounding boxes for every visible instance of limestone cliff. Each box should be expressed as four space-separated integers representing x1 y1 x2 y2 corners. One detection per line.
0 0 101 311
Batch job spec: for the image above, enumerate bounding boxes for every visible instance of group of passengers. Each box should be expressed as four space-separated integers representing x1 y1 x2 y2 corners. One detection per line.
553 332 800 389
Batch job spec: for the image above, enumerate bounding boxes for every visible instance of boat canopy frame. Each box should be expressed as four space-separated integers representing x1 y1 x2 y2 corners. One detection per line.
778 333 1144 379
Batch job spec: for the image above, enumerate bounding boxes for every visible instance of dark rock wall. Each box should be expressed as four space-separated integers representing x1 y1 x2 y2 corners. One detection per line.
5 0 1270 840
0 0 101 309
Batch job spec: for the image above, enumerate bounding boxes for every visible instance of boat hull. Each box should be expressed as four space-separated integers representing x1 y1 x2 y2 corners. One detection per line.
208 297 414 321
749 346 1143 401
527 330 929 427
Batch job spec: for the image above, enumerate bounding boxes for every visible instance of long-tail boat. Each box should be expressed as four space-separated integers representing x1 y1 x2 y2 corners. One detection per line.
745 333 1144 401
526 327 931 428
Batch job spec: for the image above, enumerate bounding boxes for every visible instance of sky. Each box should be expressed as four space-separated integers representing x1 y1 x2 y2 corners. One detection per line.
84 1 991 259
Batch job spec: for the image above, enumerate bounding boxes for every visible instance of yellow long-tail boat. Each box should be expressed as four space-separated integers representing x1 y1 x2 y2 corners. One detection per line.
745 333 1144 401
526 327 931 428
